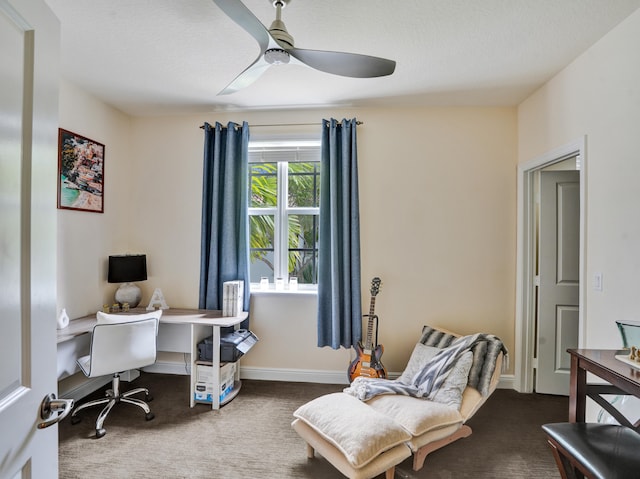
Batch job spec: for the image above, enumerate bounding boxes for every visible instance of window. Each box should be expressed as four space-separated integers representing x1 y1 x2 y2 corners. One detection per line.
248 140 321 289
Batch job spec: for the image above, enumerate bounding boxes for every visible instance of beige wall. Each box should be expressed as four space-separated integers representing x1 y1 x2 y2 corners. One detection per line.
518 8 640 349
58 79 518 379
57 79 133 319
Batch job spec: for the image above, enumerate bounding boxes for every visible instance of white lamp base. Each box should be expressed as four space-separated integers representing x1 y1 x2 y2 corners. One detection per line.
114 282 142 308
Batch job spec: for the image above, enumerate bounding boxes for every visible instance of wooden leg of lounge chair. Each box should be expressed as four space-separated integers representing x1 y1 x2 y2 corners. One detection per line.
412 425 473 471
385 466 395 479
306 443 315 459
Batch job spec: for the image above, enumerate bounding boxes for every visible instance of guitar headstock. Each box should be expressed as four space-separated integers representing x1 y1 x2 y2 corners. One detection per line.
370 277 382 296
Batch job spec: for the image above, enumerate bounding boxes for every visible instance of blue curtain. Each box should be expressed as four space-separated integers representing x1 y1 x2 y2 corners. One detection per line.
199 121 251 328
317 118 362 349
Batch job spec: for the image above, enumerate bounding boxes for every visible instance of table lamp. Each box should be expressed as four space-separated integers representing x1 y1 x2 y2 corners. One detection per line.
108 254 147 308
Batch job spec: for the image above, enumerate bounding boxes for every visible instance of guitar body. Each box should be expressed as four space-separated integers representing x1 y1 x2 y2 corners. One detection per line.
348 341 387 382
348 277 387 383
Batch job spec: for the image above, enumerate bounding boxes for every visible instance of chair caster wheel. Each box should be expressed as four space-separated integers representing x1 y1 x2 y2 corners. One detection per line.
145 394 153 402
145 412 155 421
71 416 81 425
95 428 106 438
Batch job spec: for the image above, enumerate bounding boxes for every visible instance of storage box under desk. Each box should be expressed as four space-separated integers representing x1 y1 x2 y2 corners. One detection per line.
194 362 236 404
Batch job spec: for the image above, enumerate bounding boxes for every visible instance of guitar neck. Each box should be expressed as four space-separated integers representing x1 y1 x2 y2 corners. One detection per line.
364 296 376 349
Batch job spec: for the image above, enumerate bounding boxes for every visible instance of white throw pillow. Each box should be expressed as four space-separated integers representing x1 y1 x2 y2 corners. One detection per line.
397 343 439 384
432 351 473 409
397 343 473 410
96 309 162 324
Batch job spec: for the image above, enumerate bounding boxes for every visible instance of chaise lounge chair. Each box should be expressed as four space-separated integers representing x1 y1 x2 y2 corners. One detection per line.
291 325 506 479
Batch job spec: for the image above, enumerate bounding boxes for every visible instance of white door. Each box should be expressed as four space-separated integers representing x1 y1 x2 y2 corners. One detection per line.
536 170 580 395
0 1 63 477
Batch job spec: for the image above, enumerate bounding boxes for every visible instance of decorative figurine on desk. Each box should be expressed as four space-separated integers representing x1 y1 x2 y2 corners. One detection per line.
57 308 69 330
630 346 640 363
146 288 169 311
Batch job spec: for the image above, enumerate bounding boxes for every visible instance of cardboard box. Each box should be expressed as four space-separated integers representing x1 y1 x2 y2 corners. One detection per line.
194 362 236 403
196 363 214 383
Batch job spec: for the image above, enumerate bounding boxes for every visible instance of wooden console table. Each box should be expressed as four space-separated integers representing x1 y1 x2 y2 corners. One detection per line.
568 348 640 431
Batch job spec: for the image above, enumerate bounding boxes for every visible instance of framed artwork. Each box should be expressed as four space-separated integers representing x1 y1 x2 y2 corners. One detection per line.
57 128 105 213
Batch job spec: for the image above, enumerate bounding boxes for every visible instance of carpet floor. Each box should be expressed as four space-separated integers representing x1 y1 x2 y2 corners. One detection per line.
58 373 567 478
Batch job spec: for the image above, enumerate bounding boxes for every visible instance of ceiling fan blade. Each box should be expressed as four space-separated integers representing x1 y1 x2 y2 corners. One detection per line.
212 0 272 52
288 48 396 78
218 55 271 95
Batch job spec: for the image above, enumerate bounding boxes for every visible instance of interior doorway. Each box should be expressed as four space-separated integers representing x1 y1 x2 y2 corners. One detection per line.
515 137 587 394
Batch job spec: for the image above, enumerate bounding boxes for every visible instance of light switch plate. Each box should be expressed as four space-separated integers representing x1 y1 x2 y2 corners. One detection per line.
593 272 603 291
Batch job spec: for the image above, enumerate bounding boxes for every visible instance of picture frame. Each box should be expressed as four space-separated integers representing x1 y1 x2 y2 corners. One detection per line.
57 128 105 213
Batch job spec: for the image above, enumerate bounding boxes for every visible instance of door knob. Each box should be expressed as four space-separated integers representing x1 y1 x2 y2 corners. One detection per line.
37 393 74 429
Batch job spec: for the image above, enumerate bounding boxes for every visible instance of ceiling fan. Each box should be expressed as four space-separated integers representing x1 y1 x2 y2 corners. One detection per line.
212 0 396 95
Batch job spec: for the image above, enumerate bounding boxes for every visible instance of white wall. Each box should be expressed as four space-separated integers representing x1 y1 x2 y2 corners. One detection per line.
518 8 640 348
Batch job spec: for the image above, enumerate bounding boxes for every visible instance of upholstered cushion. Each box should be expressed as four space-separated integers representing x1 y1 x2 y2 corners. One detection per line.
367 394 463 436
96 309 162 324
291 419 412 479
293 392 411 469
397 343 473 409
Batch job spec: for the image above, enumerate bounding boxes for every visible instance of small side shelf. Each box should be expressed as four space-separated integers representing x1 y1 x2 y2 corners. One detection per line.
188 313 247 410
220 381 242 406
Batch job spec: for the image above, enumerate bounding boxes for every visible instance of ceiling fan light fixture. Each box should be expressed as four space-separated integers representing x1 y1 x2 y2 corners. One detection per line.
264 48 290 65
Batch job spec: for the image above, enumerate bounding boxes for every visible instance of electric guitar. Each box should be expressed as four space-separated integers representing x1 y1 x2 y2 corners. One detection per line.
348 277 387 382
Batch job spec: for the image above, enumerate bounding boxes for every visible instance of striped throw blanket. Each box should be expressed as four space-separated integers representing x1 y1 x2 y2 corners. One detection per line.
344 327 507 402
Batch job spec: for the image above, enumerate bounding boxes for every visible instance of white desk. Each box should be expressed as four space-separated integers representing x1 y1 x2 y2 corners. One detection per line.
57 308 248 409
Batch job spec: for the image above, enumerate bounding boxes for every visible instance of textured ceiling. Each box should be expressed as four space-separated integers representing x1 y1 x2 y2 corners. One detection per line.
45 0 640 117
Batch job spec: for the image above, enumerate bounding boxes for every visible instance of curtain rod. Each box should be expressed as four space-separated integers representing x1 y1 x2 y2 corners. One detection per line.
199 120 363 129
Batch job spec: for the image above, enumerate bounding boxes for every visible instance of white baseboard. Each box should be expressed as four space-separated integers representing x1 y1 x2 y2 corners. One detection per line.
239 367 517 390
240 366 350 384
496 374 515 390
58 369 146 402
142 360 191 376
58 375 111 402
139 362 517 390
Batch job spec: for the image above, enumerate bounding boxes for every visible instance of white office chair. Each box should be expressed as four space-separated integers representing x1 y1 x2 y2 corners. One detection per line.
70 310 162 438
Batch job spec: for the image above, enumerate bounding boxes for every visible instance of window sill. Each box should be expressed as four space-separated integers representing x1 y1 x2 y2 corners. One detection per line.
250 286 317 297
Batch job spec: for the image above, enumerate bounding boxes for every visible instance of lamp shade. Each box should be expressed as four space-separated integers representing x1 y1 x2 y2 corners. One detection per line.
108 254 147 283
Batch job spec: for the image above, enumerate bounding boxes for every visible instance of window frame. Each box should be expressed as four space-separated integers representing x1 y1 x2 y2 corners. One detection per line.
248 139 321 292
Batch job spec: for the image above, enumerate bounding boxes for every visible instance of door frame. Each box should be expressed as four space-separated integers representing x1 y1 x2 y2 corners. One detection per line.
514 137 587 393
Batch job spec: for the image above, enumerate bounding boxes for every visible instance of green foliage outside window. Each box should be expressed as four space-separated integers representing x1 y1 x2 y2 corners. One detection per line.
249 161 320 283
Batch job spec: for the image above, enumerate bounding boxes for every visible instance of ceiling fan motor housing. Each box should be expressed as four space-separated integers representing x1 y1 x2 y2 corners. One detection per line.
269 19 294 48
264 48 290 64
